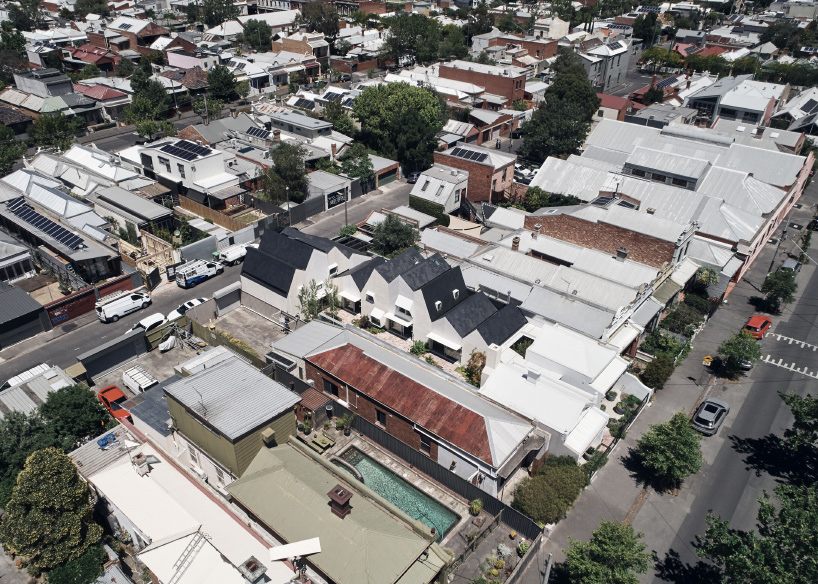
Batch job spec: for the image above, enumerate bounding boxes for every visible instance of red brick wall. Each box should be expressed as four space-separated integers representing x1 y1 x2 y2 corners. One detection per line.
87 32 108 49
305 362 438 461
487 36 558 60
438 64 525 105
44 274 135 326
434 152 515 203
523 215 676 268
359 0 386 13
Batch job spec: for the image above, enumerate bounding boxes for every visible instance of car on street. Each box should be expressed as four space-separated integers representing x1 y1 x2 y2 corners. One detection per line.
131 313 167 333
339 74 352 82
97 385 132 421
808 216 818 231
779 259 802 275
691 397 730 436
167 298 207 321
407 171 422 184
743 315 772 340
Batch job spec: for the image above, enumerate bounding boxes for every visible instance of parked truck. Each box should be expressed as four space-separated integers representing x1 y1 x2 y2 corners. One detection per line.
218 243 251 266
175 260 223 289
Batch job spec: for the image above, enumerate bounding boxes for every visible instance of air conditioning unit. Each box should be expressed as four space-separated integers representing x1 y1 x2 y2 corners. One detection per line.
190 465 206 479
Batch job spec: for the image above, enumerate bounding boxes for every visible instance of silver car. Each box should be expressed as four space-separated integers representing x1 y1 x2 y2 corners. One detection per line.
691 398 730 436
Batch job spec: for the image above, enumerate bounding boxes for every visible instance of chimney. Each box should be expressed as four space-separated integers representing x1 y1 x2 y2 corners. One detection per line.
485 343 502 372
238 557 268 584
328 484 353 519
132 452 151 476
616 246 629 261
651 73 657 87
230 106 237 118
511 236 520 252
331 143 337 159
532 224 542 239
686 78 691 89
261 428 276 447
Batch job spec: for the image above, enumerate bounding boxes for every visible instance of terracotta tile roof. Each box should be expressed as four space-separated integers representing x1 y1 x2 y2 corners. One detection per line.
162 67 209 90
308 344 493 464
299 387 329 411
597 92 629 111
74 83 127 101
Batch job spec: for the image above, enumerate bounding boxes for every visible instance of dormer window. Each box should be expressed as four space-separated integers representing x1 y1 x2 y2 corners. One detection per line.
452 289 460 300
435 300 442 311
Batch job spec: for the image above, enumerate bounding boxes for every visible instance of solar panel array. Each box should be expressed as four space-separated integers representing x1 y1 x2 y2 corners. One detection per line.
638 6 660 12
618 200 637 209
802 46 818 53
449 147 488 163
591 196 613 206
323 91 345 101
160 140 212 161
119 22 132 29
342 97 355 107
684 45 699 55
246 126 271 139
800 98 818 114
608 41 623 50
294 98 315 110
609 23 631 29
656 76 678 89
6 197 85 250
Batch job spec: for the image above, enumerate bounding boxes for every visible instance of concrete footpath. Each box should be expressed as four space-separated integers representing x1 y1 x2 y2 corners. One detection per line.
520 187 818 583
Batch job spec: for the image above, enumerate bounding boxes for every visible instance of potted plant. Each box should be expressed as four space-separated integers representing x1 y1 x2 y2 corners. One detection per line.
517 541 529 557
605 390 617 401
613 401 627 415
508 530 517 541
323 421 331 431
343 413 357 436
583 446 596 461
302 419 312 435
469 498 483 516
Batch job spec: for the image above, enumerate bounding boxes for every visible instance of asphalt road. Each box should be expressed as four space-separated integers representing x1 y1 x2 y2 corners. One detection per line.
0 262 244 383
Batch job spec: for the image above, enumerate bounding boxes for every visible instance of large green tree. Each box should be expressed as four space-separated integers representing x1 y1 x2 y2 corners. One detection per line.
340 143 375 186
780 392 818 451
696 483 818 584
40 385 113 451
372 213 418 256
439 25 468 60
467 2 495 36
31 113 84 151
564 520 651 584
73 0 109 18
243 19 272 52
0 125 25 177
323 98 355 137
193 0 240 28
260 142 309 204
8 0 47 32
717 329 763 378
761 269 797 313
353 83 446 171
519 51 599 163
300 2 340 40
208 64 237 100
0 412 55 507
381 13 440 65
0 448 102 570
635 411 703 489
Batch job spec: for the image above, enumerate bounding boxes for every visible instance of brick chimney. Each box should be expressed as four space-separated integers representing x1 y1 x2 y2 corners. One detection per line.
651 74 657 87
230 106 237 118
328 485 353 519
511 236 520 252
273 129 281 141
331 143 337 159
532 224 541 240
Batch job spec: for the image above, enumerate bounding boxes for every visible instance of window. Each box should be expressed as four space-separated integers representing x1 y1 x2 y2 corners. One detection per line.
631 168 646 177
376 410 386 427
492 179 497 191
158 156 171 172
421 179 430 191
597 109 604 117
365 292 374 303
329 263 338 276
397 305 411 318
323 378 339 397
651 173 668 183
502 168 507 181
177 163 186 178
420 434 431 455
188 444 199 465
215 466 225 484
671 177 687 187
454 189 461 203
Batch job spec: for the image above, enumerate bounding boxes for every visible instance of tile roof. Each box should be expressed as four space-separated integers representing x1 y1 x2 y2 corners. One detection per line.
73 83 127 101
597 93 629 111
0 105 33 125
442 291 497 337
421 266 468 322
299 387 329 410
309 344 495 464
476 304 528 345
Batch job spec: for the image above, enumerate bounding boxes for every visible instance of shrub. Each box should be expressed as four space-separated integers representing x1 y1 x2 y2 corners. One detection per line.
513 458 587 524
410 340 428 355
517 541 530 556
511 336 533 358
409 195 450 227
641 330 686 359
641 354 676 389
339 224 357 237
683 292 710 314
45 545 106 584
660 303 705 335
470 498 484 516
496 543 512 557
425 354 442 368
357 314 371 329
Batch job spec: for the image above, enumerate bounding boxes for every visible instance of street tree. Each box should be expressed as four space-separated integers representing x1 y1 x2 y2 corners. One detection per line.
208 64 237 100
633 12 660 46
0 448 102 570
0 125 25 177
381 13 440 65
243 19 272 52
696 483 818 584
438 25 468 60
372 213 418 256
0 412 55 507
635 411 703 489
496 11 521 33
564 520 651 584
779 392 818 450
236 80 250 102
717 329 763 377
300 3 340 40
259 142 309 204
193 0 239 28
340 144 375 187
323 98 355 137
761 270 797 313
353 82 446 171
40 385 113 451
8 0 47 32
30 113 84 151
192 95 223 120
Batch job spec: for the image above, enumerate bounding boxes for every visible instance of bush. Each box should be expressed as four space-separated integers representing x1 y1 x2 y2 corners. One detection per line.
357 314 371 329
513 458 587 524
410 340 428 355
660 303 705 335
683 292 711 314
511 336 533 358
409 195 450 227
47 545 106 584
641 354 676 389
641 330 686 359
470 498 484 516
517 541 530 556
339 224 357 237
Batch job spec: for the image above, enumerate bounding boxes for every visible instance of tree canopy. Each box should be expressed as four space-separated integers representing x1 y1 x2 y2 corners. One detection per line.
353 83 446 171
31 113 84 152
259 142 309 205
300 3 340 40
39 384 113 451
761 270 797 313
439 25 468 60
564 520 651 584
519 50 599 163
340 143 375 186
779 392 818 451
0 448 102 570
208 64 237 100
323 98 356 137
243 19 272 52
717 329 762 377
0 125 25 177
8 0 47 32
635 411 703 489
192 0 239 28
372 213 418 256
380 13 441 65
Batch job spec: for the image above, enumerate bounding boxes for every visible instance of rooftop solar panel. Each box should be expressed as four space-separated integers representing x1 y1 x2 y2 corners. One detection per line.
656 76 678 89
608 41 622 50
6 197 85 250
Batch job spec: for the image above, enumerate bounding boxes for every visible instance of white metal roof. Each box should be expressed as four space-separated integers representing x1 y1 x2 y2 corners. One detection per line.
527 322 620 380
563 407 608 455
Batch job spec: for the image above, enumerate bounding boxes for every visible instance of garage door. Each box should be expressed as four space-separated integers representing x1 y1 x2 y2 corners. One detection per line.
378 168 397 186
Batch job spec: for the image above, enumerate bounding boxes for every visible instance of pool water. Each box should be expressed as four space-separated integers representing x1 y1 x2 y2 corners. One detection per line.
341 448 459 540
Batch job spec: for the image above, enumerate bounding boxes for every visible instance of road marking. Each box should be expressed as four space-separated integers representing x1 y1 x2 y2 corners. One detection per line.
763 354 818 378
766 333 818 351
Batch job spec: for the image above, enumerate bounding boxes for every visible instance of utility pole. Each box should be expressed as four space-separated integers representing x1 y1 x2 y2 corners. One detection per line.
768 223 789 274
542 552 553 584
286 185 292 227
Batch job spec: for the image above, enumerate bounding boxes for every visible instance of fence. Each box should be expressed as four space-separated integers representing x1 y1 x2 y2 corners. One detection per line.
591 394 650 480
178 195 246 232
288 196 326 226
506 532 544 584
43 273 140 326
328 400 543 541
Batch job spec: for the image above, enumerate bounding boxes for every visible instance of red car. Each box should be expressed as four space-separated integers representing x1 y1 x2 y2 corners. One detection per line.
98 385 132 422
743 315 772 340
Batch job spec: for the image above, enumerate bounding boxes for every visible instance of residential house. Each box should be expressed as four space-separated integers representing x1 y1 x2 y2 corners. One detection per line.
308 170 352 211
72 82 130 121
87 185 173 234
595 93 630 122
240 227 369 316
164 356 300 481
624 102 698 128
272 30 330 64
469 109 513 144
579 39 631 93
533 17 570 40
0 106 33 135
711 119 805 154
0 230 35 283
409 165 469 215
89 16 170 54
0 281 51 349
62 44 120 74
268 109 333 140
437 60 527 107
684 74 789 125
771 87 818 134
433 144 515 205
14 68 73 97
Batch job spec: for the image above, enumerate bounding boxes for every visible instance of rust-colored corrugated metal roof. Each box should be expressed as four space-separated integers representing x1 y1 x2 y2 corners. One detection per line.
299 387 329 411
309 344 493 464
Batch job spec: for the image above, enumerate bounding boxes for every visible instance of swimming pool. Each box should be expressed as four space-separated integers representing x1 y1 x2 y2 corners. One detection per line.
340 448 459 540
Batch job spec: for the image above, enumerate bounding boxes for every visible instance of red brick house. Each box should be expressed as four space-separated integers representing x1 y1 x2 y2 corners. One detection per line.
486 35 558 61
434 143 516 204
595 93 630 121
438 60 527 108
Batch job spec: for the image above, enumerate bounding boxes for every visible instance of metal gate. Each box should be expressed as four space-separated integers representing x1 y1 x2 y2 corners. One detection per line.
378 168 397 186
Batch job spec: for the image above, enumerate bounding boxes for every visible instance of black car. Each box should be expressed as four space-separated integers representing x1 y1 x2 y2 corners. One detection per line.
809 216 818 231
340 74 352 83
407 171 422 184
691 398 730 436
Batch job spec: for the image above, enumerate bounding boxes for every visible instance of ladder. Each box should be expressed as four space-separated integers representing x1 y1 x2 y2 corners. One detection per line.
167 531 207 584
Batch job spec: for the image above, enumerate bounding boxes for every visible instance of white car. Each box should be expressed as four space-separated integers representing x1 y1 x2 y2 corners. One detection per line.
166 298 207 321
131 313 168 333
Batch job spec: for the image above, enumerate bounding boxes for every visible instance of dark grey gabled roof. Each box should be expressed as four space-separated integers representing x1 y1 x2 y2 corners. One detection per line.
283 227 358 259
0 281 44 326
402 253 450 291
476 304 528 346
346 256 386 290
241 247 297 296
374 248 424 283
257 229 314 269
421 266 469 322
442 291 497 337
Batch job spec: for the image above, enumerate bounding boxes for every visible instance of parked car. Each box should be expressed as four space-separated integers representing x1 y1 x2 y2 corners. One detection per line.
808 216 818 231
340 73 352 82
407 171 422 184
511 130 523 139
167 297 207 321
743 315 772 340
131 313 167 333
219 244 251 266
691 397 730 436
779 259 802 275
97 385 132 421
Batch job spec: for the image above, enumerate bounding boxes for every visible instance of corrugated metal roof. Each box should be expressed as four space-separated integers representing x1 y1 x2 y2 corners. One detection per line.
270 320 343 358
715 144 806 189
164 357 301 440
0 283 43 326
626 147 710 179
421 229 483 259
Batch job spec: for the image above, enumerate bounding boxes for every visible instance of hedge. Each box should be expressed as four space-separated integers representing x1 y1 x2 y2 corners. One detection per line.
409 195 450 227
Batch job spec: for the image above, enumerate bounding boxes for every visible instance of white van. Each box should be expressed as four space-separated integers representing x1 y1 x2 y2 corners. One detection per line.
218 244 250 266
122 365 158 394
95 289 151 323
175 260 223 288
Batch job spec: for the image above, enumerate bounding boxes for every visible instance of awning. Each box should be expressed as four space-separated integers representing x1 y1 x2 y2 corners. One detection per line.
340 290 360 303
186 189 207 204
563 408 608 456
590 357 628 393
395 295 413 311
608 322 642 352
426 332 462 352
652 279 683 306
670 257 700 286
722 256 744 277
385 312 412 327
209 184 246 200
369 307 385 323
631 297 664 328
269 537 321 562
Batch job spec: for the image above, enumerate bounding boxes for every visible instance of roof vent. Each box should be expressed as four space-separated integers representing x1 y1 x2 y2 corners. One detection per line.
646 207 656 214
328 484 353 519
532 224 542 240
451 169 457 176
616 246 629 261
453 289 460 299
435 300 442 311
238 556 268 584
132 452 151 476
